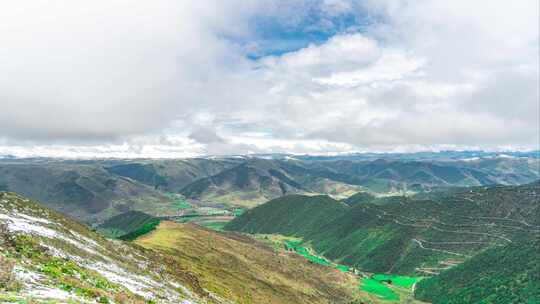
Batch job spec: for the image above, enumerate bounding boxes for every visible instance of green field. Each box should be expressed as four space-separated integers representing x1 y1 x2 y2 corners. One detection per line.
284 241 350 272
285 240 333 267
181 206 244 231
284 239 419 302
360 277 399 301
372 274 417 289
359 275 418 301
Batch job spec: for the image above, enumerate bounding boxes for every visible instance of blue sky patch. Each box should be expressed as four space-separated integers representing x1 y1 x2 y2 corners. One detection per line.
241 4 379 59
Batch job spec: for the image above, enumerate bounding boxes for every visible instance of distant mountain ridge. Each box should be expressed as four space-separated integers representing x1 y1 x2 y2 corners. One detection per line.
0 162 170 224
1 155 538 222
178 157 539 205
179 160 315 207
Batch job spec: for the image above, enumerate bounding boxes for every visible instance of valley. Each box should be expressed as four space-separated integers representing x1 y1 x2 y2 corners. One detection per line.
1 155 538 225
255 234 422 302
224 181 540 303
1 154 539 303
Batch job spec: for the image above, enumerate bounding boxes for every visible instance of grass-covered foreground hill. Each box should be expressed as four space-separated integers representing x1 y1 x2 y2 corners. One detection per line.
134 221 365 304
0 192 216 303
0 192 374 303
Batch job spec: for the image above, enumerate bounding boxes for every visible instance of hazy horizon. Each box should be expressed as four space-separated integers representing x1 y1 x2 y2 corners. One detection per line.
1 149 539 160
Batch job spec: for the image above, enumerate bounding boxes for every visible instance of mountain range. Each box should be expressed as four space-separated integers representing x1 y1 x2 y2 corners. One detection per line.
0 153 538 303
1 155 538 224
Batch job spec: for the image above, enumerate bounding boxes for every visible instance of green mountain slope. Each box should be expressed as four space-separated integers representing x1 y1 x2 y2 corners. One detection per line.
227 182 540 275
342 192 376 206
415 235 540 303
0 162 171 224
180 160 311 207
105 158 240 191
225 194 348 235
1 157 538 223
96 210 159 239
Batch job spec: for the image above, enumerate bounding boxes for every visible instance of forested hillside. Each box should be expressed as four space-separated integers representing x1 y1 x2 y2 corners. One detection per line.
225 195 348 235
415 235 540 303
96 210 159 239
226 182 540 274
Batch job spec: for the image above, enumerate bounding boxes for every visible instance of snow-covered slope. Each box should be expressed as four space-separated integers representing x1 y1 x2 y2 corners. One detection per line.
0 192 224 304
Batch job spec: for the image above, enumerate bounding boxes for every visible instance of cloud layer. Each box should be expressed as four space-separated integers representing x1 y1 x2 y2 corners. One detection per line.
0 0 538 157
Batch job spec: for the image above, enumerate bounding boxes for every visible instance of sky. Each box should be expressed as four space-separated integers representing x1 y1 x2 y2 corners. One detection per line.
0 0 539 158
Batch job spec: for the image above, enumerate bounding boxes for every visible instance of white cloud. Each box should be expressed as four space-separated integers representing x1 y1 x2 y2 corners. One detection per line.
321 0 352 16
0 0 257 141
0 0 538 157
243 0 539 150
262 34 380 72
313 50 425 86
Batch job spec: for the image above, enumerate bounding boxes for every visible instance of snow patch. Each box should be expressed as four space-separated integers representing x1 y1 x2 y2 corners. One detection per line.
0 212 101 257
28 287 74 300
0 213 59 238
17 213 52 224
69 230 101 248
0 202 198 303
13 265 43 285
88 262 157 299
